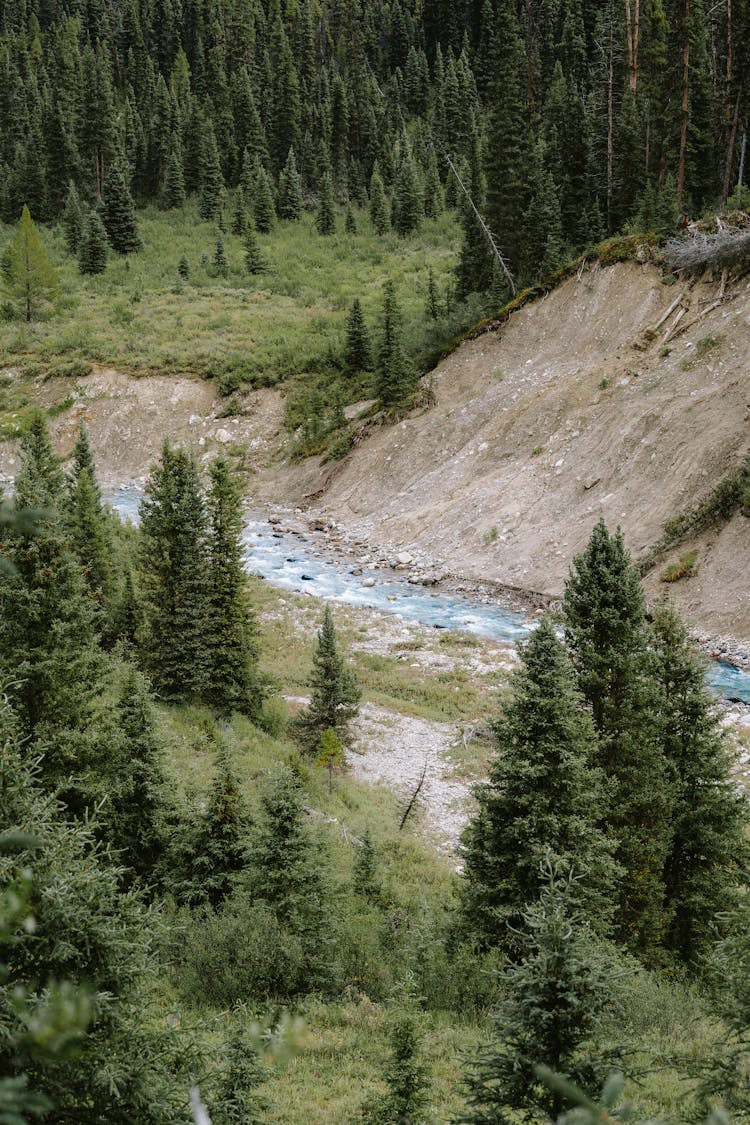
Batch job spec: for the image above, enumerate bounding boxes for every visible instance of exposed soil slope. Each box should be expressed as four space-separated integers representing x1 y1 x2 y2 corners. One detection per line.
269 260 750 636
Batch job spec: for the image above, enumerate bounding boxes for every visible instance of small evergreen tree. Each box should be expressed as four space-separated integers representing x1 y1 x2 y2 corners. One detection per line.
77 210 108 275
365 1009 431 1124
177 255 190 280
315 171 336 235
459 858 620 1124
296 605 360 752
180 739 251 907
213 234 229 277
231 191 247 235
344 205 357 234
277 147 303 220
244 224 269 274
369 164 391 234
253 165 276 233
66 463 113 604
100 164 142 254
211 1031 268 1125
104 666 170 883
426 268 440 320
344 297 372 372
353 826 380 901
377 280 413 407
163 147 186 209
392 145 424 236
316 727 345 793
245 768 334 993
62 182 84 254
1 205 58 321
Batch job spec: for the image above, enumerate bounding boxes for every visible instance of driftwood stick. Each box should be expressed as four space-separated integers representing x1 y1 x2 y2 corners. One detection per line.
670 298 722 341
663 305 687 342
399 762 428 831
651 292 684 333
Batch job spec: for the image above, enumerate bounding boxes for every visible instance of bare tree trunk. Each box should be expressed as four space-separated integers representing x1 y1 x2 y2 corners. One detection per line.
625 0 640 92
722 0 736 201
678 0 691 201
607 28 614 232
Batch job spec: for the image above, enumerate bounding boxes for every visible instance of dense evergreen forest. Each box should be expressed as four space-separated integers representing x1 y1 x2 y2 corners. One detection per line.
0 0 748 296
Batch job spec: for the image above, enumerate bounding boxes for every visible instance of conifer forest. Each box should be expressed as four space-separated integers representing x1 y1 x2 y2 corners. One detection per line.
1 0 750 1121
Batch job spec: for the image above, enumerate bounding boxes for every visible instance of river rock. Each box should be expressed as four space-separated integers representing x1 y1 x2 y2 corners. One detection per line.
362 577 376 588
351 567 363 576
396 551 414 566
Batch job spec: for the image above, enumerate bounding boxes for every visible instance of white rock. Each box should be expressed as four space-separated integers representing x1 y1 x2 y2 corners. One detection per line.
214 428 232 444
396 551 414 566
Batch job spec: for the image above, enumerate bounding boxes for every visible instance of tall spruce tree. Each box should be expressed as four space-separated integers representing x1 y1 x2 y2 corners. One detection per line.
0 412 105 792
199 120 225 222
244 224 269 274
104 666 171 883
296 605 360 752
100 164 142 254
563 521 672 960
205 457 262 718
344 297 372 372
163 146 186 209
392 143 424 235
253 164 277 233
369 164 391 234
460 617 616 951
315 170 336 235
277 147 304 220
650 601 748 967
138 442 210 702
376 280 413 407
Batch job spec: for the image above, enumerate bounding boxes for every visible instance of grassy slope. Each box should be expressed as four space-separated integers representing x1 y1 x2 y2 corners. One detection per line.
0 202 459 386
153 580 728 1123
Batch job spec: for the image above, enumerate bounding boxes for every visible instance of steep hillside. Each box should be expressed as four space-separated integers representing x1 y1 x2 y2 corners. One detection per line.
269 259 750 637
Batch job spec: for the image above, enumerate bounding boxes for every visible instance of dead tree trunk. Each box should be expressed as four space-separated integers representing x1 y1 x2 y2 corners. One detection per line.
678 0 691 201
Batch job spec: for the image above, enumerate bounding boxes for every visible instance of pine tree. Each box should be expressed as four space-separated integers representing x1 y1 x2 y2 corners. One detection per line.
423 149 444 218
199 120 225 222
426 267 440 319
353 826 380 900
365 1010 431 1124
181 739 251 907
1 205 58 322
163 146 186 209
296 605 360 752
344 205 357 234
277 147 304 220
392 143 424 236
204 457 263 717
246 767 334 992
0 412 105 792
213 234 229 278
211 1031 268 1125
0 706 190 1120
77 210 109 275
177 255 190 280
369 164 391 234
104 666 170 882
100 164 142 254
650 601 748 966
459 858 620 1124
62 182 84 254
376 280 413 407
66 464 113 604
253 164 276 233
344 297 372 372
139 442 210 702
563 521 672 959
315 171 336 235
460 617 616 951
231 191 247 235
244 224 269 274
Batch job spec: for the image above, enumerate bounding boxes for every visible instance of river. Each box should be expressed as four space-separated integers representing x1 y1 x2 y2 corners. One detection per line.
110 487 750 704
